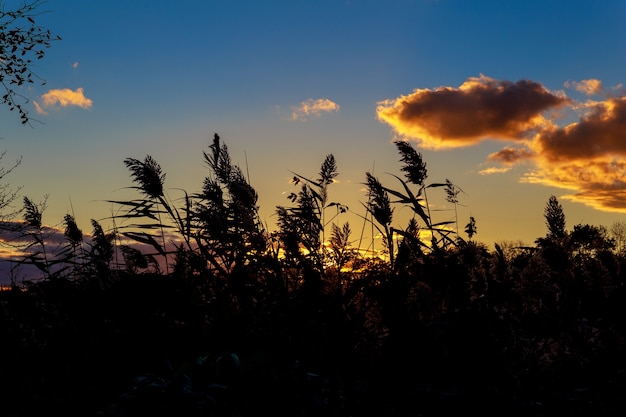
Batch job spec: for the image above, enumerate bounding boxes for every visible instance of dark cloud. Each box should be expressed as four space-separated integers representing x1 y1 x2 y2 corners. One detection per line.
377 74 570 148
377 76 626 212
533 97 626 162
488 146 536 164
517 96 626 211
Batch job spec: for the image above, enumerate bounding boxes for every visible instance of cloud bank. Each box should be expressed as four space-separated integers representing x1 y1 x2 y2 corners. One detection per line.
35 87 93 115
377 75 626 213
291 98 340 121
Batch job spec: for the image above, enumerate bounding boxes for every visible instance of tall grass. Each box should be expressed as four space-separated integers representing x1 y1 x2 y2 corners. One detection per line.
20 195 50 277
276 154 345 272
360 140 467 270
2 134 625 417
8 134 471 282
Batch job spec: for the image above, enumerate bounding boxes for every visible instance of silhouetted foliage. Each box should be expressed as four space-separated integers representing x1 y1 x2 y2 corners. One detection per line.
0 151 22 226
0 0 61 124
276 153 345 285
465 215 477 240
1 135 626 417
570 223 614 257
395 139 427 186
19 195 50 275
545 194 566 240
124 155 165 199
196 134 267 274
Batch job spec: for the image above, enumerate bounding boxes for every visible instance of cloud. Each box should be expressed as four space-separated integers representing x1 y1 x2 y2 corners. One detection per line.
378 76 626 213
496 95 626 211
35 87 93 114
0 220 180 283
521 158 626 211
564 78 604 96
376 74 571 149
532 97 626 162
478 167 511 175
487 146 536 164
515 96 626 211
33 100 47 116
72 61 79 69
291 98 340 121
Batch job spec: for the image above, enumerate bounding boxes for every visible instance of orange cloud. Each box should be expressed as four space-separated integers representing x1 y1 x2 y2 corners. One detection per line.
478 166 511 175
522 158 626 211
379 76 626 212
532 97 626 162
291 98 339 121
564 78 604 96
487 146 536 164
36 87 93 114
33 101 47 116
376 75 570 149
514 96 626 211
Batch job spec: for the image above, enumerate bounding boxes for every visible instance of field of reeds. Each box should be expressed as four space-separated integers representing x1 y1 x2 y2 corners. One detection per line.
1 134 625 416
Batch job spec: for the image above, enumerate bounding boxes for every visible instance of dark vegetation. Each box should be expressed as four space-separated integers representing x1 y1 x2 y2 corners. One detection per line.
2 3 624 415
1 134 625 417
0 0 61 125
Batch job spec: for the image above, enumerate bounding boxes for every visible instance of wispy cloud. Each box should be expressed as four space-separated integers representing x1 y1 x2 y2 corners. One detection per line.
34 87 93 114
478 167 511 175
377 75 626 213
33 101 47 116
291 98 340 121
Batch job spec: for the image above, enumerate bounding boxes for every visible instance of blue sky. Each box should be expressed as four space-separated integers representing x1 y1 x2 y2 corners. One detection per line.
2 0 626 273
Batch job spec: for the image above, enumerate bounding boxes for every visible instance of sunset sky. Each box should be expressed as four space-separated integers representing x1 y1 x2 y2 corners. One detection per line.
2 0 626 268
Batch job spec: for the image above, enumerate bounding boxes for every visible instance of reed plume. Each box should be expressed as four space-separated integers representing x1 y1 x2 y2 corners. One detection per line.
123 156 165 199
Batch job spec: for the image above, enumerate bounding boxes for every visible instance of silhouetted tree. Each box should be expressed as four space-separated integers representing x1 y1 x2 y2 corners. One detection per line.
1 0 61 124
544 195 566 240
570 223 615 258
609 220 626 256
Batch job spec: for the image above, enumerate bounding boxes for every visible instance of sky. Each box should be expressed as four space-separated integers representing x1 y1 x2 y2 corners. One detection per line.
3 0 626 278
